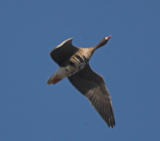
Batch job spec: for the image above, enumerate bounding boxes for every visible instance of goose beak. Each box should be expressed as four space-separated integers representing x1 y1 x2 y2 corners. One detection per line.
105 35 112 41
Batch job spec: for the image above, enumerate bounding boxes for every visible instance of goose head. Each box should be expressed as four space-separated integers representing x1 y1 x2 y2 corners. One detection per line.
93 35 112 50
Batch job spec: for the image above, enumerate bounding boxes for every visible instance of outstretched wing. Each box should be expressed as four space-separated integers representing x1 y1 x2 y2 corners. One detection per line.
50 38 78 66
68 64 115 127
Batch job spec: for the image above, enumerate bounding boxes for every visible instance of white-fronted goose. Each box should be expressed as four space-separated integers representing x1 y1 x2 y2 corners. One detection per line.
47 35 115 127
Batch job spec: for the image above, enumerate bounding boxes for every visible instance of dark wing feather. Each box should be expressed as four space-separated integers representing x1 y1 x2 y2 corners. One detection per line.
50 38 78 66
68 64 115 127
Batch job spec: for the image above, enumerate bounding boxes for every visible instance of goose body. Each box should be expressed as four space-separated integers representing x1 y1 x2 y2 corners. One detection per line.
47 35 115 127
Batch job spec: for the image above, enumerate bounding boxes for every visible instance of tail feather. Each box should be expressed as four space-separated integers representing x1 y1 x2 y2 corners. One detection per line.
47 74 62 84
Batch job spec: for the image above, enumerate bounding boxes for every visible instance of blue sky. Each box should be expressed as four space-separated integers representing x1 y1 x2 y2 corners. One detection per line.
1 0 160 140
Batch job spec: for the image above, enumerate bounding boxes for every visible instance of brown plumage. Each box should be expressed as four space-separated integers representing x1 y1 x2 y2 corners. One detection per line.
47 35 115 127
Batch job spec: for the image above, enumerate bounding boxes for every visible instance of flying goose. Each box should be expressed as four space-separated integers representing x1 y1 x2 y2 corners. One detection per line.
47 35 115 127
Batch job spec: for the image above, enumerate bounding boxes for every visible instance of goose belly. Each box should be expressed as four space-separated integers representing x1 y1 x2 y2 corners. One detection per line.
65 53 89 76
65 61 86 77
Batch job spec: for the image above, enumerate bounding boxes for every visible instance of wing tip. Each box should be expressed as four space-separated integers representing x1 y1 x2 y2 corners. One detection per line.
107 119 115 128
107 110 116 128
102 106 115 128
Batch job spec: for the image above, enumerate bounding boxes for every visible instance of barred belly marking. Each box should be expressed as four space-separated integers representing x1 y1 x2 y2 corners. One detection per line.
66 55 88 77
